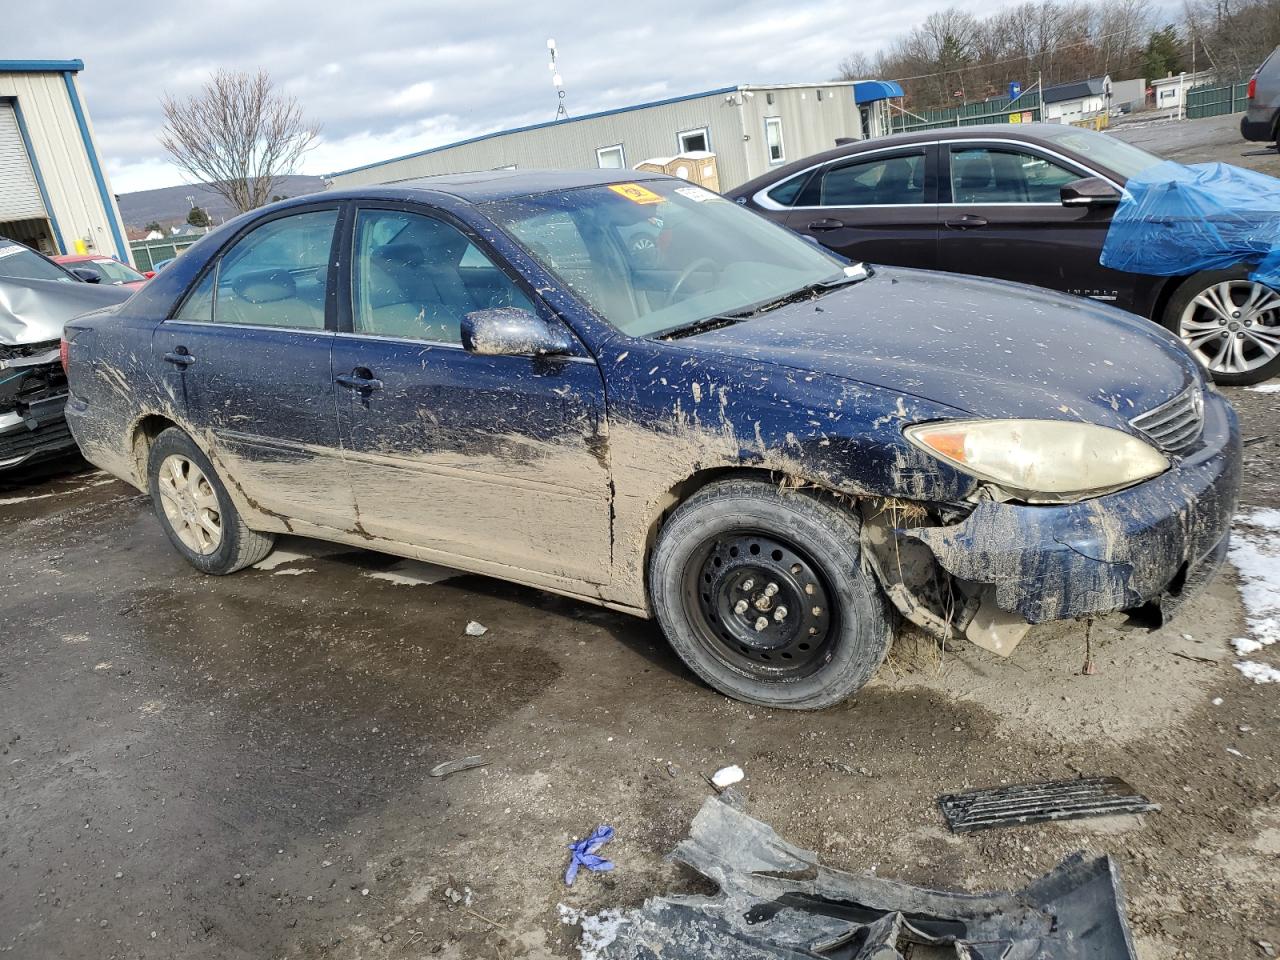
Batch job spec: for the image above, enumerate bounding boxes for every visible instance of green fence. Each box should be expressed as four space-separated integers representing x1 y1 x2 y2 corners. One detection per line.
891 92 1043 133
130 237 199 272
1186 81 1250 119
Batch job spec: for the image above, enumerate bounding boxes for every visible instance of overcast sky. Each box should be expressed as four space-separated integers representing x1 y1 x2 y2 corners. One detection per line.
6 0 1027 194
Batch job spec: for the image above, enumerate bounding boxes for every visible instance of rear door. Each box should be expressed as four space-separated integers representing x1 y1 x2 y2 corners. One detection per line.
782 144 940 269
331 204 612 581
152 205 356 528
937 141 1140 306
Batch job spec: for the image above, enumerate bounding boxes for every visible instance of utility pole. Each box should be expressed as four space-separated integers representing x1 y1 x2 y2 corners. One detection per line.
547 39 569 120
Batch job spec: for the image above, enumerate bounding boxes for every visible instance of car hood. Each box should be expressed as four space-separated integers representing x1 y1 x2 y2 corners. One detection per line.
0 276 132 346
685 267 1201 427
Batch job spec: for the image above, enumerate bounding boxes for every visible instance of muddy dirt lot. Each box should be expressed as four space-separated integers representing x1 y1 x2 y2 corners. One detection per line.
2 121 1279 958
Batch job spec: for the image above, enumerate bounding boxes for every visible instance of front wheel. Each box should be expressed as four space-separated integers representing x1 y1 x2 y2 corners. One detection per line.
146 427 275 574
648 479 892 710
1162 269 1280 386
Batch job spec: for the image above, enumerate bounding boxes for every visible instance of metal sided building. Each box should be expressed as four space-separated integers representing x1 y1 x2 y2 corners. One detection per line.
326 82 904 191
0 59 131 264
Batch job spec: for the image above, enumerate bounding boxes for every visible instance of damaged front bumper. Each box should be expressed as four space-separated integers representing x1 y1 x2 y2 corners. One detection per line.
908 392 1240 626
1 342 76 471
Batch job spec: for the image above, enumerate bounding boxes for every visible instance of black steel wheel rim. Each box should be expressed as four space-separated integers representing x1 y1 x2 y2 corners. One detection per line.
685 531 837 681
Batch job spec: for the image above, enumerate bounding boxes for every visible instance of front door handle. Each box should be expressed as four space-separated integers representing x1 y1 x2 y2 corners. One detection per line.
336 369 383 393
163 349 195 367
807 218 846 231
944 214 988 230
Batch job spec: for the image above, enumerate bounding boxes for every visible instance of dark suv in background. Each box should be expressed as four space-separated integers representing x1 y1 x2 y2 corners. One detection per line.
1242 46 1280 145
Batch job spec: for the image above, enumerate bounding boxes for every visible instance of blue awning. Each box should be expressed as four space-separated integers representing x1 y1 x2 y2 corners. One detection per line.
852 80 905 104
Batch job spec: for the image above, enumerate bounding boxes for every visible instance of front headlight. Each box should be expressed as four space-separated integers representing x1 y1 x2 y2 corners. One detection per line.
905 419 1169 503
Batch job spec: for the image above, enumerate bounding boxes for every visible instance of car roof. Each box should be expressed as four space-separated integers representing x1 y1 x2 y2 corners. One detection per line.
324 167 671 205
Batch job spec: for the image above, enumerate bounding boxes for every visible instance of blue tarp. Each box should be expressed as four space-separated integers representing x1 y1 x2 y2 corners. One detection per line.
1101 160 1280 288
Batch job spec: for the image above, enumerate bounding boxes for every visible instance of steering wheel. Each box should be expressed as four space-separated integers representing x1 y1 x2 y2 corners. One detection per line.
667 257 719 306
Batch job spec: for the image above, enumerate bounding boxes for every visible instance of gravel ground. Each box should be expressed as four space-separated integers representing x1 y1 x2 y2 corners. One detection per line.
2 121 1278 959
1110 111 1280 177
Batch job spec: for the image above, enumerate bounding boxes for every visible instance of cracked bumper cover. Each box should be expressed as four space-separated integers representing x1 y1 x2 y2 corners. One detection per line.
908 393 1240 624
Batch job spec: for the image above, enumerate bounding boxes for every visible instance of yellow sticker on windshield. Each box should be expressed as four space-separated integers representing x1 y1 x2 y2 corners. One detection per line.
609 183 664 205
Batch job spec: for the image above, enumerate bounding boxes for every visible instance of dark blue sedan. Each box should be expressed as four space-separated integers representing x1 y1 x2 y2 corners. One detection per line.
63 169 1241 709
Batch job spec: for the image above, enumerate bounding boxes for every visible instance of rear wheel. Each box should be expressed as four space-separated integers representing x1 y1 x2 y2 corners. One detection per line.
648 479 892 710
1163 268 1280 385
146 428 275 574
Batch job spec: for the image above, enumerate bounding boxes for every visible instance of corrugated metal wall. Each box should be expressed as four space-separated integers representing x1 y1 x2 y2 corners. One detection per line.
330 85 864 191
0 69 130 263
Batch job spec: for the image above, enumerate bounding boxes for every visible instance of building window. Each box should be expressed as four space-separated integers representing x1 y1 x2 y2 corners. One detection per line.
764 117 785 165
677 127 710 153
596 144 625 169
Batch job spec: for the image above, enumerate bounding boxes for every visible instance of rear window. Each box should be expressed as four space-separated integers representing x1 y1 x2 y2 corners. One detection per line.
0 243 75 283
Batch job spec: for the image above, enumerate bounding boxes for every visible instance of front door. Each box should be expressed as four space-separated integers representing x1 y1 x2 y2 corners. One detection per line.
937 143 1139 307
332 206 612 581
152 206 356 529
784 145 939 269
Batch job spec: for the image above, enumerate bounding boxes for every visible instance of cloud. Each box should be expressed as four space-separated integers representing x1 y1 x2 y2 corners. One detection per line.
4 0 1029 193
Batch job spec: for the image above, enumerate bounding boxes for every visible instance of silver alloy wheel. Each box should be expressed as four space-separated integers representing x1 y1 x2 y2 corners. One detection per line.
156 454 222 555
1178 279 1280 375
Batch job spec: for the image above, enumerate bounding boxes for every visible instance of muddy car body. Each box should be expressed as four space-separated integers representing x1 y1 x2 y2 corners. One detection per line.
1 243 133 471
64 170 1240 708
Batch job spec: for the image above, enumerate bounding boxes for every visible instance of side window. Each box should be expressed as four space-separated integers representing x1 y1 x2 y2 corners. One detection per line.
765 173 809 207
352 209 535 343
502 210 599 301
210 209 337 328
808 152 926 206
950 147 1081 204
173 268 215 322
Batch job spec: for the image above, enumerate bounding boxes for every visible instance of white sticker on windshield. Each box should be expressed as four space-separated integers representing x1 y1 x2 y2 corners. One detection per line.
0 244 23 259
674 185 721 203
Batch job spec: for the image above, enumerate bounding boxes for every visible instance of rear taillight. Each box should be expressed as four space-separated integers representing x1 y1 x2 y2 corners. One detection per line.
60 337 69 376
1249 77 1257 100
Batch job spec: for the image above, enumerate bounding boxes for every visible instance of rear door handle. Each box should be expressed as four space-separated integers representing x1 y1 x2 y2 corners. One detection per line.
163 349 195 367
944 214 988 230
807 218 845 231
336 370 383 393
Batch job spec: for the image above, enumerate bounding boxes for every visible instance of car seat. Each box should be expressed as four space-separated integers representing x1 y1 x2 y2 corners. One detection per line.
223 269 321 328
952 153 994 204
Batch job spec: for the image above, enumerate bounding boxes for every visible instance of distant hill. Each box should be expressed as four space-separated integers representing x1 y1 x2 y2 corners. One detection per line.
116 176 327 229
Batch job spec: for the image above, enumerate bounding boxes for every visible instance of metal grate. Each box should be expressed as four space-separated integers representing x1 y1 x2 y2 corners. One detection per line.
938 776 1160 833
1129 385 1204 454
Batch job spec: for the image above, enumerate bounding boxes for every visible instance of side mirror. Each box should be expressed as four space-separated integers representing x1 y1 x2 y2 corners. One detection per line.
461 307 574 357
1061 176 1121 207
69 267 101 283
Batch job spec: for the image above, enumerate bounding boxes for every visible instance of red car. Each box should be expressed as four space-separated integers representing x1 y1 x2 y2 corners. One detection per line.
52 254 152 289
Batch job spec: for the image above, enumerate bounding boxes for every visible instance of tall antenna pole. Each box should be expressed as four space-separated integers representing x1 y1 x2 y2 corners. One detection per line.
547 39 569 120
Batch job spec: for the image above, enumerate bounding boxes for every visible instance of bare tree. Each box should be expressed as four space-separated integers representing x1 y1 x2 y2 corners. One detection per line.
837 51 875 80
160 69 320 214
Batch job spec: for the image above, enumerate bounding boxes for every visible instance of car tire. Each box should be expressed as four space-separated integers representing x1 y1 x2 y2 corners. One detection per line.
648 478 892 710
146 427 275 575
1162 268 1280 386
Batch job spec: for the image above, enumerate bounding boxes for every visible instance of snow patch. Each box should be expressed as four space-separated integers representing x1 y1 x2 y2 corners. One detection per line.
1228 510 1280 683
558 904 628 960
272 567 315 576
1245 383 1280 393
363 560 458 587
1236 661 1280 684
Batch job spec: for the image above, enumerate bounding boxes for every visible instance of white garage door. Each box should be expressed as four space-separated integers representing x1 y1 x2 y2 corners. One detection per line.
0 103 48 221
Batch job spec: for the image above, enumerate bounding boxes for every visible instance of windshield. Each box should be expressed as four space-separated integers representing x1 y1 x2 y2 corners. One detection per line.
486 180 849 337
0 242 76 283
89 258 145 283
1036 126 1164 181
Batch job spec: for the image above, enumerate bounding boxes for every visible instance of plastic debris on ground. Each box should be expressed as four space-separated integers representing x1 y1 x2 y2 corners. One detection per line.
938 776 1159 833
710 764 744 789
428 756 488 778
565 825 615 886
562 796 1139 959
1100 160 1280 288
465 620 488 636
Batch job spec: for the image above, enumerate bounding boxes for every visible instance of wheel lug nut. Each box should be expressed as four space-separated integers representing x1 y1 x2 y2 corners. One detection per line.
764 582 779 597
1233 311 1241 318
774 606 788 621
741 578 754 592
734 599 748 615
754 616 768 632
812 606 822 616
804 583 815 595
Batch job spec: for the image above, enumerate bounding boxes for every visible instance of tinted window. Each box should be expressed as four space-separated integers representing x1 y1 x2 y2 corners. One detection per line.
352 209 534 343
950 147 1080 203
810 152 926 206
765 174 809 207
210 210 337 328
0 242 75 282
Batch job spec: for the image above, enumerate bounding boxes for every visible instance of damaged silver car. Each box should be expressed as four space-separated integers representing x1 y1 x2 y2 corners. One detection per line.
1 242 131 472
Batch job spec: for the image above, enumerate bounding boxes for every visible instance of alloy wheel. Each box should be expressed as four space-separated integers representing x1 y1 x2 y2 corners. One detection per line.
156 454 222 555
1177 279 1280 375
